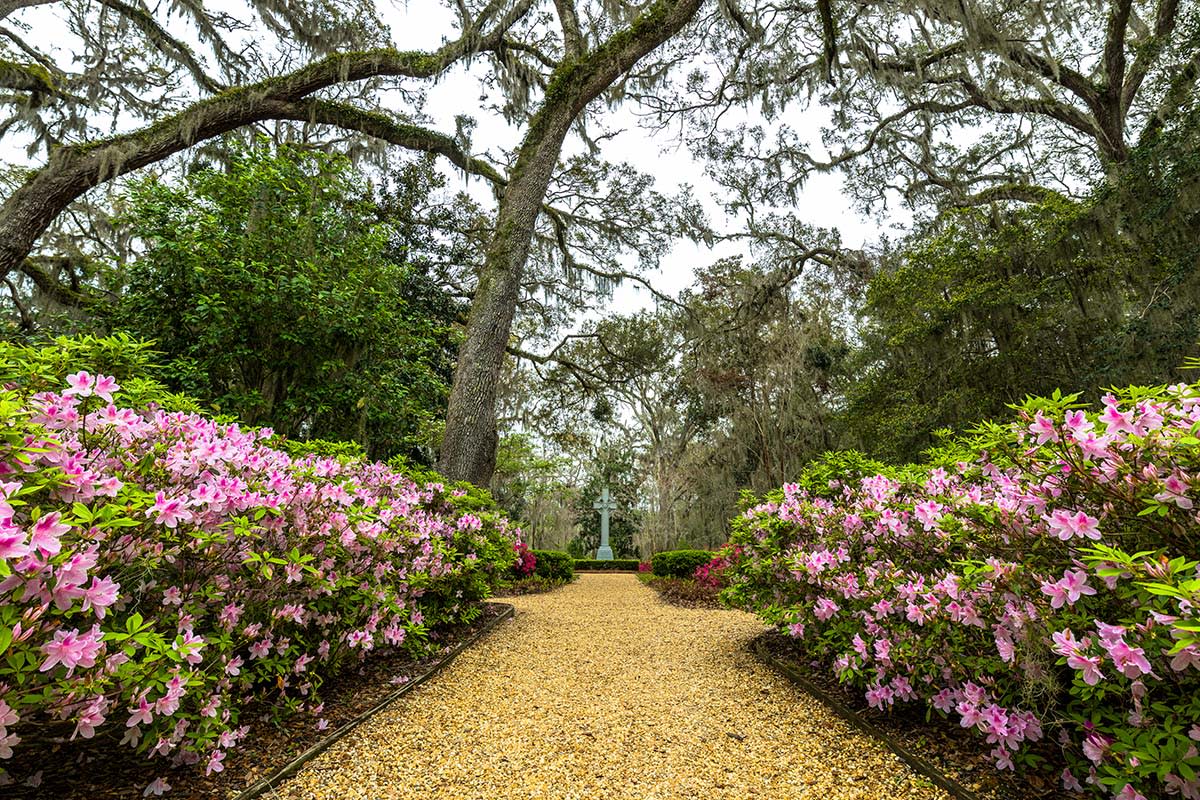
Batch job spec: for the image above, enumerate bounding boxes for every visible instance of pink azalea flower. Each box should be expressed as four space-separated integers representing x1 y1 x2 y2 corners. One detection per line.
0 527 30 560
1155 472 1193 509
40 626 103 676
28 512 70 556
0 730 20 759
1041 569 1096 608
71 697 106 740
0 700 17 728
93 375 120 403
127 696 154 728
1082 731 1110 764
81 576 120 618
1042 509 1102 541
813 597 839 621
143 777 171 797
1168 644 1200 672
63 371 94 398
1027 411 1059 445
148 491 191 529
205 749 225 775
1103 638 1153 679
913 500 945 530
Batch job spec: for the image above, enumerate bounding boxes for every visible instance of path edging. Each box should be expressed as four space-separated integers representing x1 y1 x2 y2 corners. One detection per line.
231 602 515 800
751 636 982 800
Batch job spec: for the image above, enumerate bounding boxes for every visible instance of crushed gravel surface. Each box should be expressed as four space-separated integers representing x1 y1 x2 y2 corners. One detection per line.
270 573 950 800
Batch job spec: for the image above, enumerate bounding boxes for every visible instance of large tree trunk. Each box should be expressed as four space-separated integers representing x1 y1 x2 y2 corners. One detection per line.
438 0 705 485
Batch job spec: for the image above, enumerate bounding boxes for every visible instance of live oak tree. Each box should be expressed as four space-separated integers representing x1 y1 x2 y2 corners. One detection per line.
8 0 1192 488
0 0 709 487
670 0 1200 212
844 101 1200 461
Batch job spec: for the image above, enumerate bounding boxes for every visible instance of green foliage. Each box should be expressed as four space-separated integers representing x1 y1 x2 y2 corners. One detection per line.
643 576 723 608
104 143 468 462
490 433 565 522
0 333 203 412
650 549 712 578
270 436 367 462
386 453 445 486
793 450 894 497
574 558 641 571
846 108 1200 462
531 549 574 582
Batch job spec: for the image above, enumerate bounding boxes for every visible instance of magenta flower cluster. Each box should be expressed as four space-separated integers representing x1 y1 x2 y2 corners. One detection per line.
512 541 537 577
0 373 521 792
723 385 1200 800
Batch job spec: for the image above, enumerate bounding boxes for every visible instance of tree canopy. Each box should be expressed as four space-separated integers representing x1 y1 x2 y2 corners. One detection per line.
0 0 1197 539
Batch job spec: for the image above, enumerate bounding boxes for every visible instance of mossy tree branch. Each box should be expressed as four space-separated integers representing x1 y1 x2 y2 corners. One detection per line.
0 0 535 279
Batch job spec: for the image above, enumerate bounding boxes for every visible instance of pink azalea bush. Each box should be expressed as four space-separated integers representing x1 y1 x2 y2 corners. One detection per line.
0 367 520 790
694 548 739 589
723 385 1200 800
512 541 537 577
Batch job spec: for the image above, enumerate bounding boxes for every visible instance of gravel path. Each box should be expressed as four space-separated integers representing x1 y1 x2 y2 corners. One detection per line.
271 574 949 800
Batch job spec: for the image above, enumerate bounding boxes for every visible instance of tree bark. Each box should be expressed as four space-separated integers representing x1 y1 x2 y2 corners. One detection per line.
437 0 705 485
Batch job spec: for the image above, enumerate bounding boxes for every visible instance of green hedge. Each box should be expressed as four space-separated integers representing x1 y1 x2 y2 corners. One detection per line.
532 550 574 582
650 549 713 578
574 559 641 571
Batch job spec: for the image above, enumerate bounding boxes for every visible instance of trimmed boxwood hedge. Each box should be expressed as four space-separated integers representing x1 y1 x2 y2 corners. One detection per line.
650 549 713 579
532 549 574 582
574 559 641 571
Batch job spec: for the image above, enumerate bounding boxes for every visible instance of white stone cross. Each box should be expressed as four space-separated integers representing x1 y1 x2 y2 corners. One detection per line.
593 486 617 560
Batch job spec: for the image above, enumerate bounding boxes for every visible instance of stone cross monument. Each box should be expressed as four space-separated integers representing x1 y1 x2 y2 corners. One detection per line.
593 486 617 560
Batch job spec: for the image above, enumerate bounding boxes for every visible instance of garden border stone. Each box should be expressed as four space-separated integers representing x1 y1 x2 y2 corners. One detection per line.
230 602 516 800
751 636 982 800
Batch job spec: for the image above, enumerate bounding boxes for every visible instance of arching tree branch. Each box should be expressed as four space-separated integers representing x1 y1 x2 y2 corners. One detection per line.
0 0 535 278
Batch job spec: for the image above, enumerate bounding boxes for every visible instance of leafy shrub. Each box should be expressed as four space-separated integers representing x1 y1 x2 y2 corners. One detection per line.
532 550 573 582
0 334 202 414
0 368 520 791
723 384 1200 800
650 550 713 579
270 436 368 462
574 559 640 571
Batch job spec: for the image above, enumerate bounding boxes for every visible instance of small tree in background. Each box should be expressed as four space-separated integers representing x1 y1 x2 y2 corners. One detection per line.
105 144 469 462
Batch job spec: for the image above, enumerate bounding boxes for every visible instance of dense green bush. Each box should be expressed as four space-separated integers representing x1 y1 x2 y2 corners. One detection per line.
574 559 641 571
650 550 713 578
106 145 466 462
533 550 574 582
0 333 203 413
270 436 368 462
